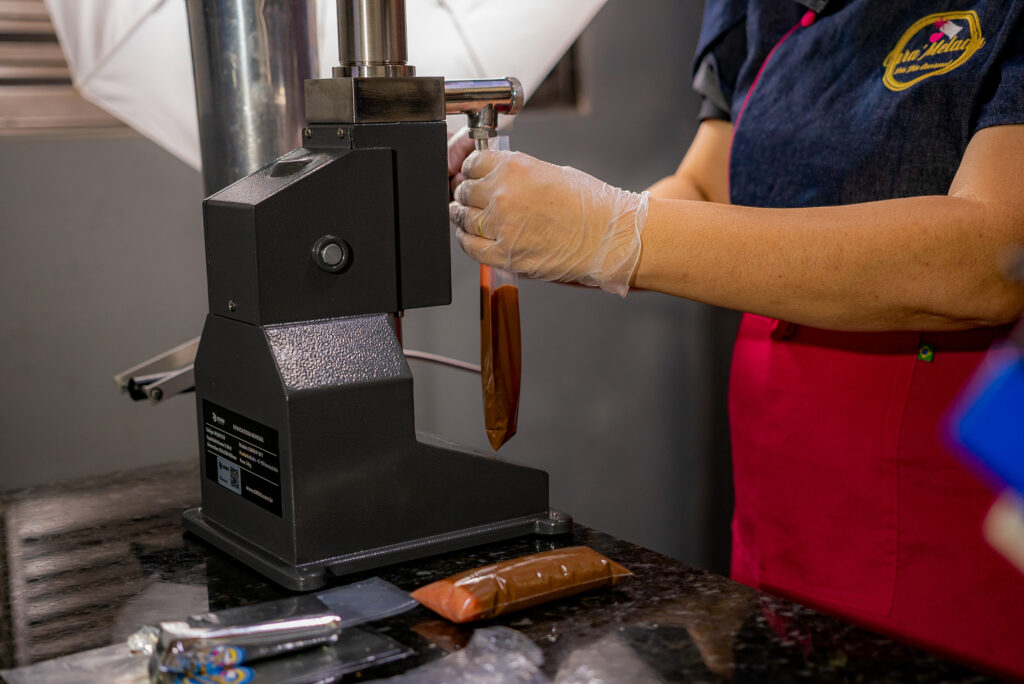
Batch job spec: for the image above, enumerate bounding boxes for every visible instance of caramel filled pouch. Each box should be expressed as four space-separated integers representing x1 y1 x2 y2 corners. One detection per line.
480 264 521 450
411 546 631 623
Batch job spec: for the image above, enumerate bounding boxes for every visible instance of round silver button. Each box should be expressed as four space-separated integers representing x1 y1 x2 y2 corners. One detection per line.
320 243 344 267
312 235 351 273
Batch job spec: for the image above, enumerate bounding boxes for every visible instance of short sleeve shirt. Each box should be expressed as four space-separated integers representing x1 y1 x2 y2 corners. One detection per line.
694 0 1024 208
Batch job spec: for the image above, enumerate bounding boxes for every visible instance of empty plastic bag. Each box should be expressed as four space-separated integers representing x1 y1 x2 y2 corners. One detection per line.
383 626 546 684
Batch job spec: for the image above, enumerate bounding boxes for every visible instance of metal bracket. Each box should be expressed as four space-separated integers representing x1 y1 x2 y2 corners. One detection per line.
113 337 199 403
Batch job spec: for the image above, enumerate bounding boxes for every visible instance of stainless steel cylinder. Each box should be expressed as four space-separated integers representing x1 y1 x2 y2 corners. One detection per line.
186 0 318 195
335 0 413 77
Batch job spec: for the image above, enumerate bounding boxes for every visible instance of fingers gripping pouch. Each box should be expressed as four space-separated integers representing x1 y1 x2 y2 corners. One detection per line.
478 135 522 451
410 546 632 623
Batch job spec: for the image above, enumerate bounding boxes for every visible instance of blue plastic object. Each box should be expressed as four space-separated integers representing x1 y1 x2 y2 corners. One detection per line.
950 343 1024 497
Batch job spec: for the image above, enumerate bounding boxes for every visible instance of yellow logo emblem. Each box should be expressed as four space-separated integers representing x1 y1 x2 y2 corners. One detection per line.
883 11 985 91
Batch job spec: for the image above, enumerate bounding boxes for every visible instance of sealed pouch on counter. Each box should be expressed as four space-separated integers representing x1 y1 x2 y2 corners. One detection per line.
411 546 631 623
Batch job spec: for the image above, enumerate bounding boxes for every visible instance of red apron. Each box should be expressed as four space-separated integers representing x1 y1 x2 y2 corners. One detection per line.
730 314 1024 679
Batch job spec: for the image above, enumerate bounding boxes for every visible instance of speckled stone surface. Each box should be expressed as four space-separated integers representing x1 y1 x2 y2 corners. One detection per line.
0 461 1000 682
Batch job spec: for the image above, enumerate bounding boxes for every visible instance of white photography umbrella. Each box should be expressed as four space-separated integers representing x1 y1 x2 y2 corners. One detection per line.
45 0 201 168
44 0 606 171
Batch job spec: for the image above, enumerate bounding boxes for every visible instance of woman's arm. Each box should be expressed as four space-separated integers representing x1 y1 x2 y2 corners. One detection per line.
450 125 1024 330
646 119 732 203
635 124 1024 331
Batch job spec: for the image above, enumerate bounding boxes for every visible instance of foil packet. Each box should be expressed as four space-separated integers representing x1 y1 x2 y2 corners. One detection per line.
130 577 416 678
152 626 410 684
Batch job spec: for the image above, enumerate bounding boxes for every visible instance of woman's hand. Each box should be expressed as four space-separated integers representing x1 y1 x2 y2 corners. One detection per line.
449 150 650 297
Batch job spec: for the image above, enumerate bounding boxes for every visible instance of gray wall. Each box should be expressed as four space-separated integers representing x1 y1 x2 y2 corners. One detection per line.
0 135 207 487
0 0 737 571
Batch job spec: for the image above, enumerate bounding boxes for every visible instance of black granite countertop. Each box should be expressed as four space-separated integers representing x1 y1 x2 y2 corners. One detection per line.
0 461 1000 682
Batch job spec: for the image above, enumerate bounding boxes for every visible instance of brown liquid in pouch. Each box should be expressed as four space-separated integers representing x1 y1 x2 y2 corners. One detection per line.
480 266 521 450
410 546 632 623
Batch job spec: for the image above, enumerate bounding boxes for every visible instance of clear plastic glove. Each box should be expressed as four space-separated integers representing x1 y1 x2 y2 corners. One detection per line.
449 150 650 298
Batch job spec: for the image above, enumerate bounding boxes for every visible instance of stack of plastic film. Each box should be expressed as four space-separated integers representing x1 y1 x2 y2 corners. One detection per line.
479 135 522 451
129 577 416 681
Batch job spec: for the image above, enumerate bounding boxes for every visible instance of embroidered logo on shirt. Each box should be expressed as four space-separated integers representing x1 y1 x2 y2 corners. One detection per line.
883 11 985 91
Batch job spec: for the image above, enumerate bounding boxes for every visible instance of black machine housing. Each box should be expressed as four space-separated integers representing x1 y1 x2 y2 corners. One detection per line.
182 119 567 591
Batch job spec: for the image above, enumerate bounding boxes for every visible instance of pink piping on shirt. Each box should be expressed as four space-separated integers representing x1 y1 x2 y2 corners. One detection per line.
733 10 817 132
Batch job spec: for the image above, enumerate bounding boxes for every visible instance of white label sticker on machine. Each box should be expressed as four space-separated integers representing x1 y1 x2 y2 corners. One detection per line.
202 400 282 516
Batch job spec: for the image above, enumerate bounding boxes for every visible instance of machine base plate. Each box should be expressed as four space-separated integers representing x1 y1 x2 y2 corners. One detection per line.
182 507 572 591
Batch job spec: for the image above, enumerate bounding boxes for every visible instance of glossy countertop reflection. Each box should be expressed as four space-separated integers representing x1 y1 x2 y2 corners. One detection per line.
0 461 997 682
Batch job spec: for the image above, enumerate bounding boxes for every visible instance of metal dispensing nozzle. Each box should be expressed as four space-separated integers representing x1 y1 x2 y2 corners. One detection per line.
444 77 525 144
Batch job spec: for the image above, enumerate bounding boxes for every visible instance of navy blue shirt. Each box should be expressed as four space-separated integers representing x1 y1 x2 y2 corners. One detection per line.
695 0 1024 208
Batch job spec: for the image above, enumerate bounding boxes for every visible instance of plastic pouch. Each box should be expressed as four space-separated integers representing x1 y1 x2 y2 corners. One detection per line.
553 633 662 684
479 135 522 451
411 546 631 623
382 626 546 684
317 576 419 623
0 643 149 684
